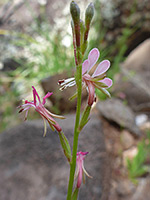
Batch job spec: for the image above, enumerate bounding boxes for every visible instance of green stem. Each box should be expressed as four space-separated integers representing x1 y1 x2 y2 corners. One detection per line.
66 63 82 200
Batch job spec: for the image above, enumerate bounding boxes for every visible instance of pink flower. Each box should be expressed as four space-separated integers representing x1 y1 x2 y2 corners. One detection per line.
75 151 92 188
82 48 113 105
58 48 112 106
18 86 64 135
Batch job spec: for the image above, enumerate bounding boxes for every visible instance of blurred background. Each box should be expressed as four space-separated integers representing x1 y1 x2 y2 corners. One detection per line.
0 0 150 199
0 0 149 130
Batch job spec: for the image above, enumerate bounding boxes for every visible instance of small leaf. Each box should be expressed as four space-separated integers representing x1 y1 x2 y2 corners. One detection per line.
59 132 72 162
78 105 91 131
71 188 79 200
69 92 77 101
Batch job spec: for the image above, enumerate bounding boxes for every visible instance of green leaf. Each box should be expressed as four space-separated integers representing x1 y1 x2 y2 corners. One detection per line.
59 132 72 162
69 92 77 101
71 188 79 200
78 105 91 132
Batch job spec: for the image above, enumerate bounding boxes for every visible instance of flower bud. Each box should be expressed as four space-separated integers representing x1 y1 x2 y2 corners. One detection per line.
70 1 80 25
82 3 94 55
70 1 80 47
85 3 94 27
80 19 85 45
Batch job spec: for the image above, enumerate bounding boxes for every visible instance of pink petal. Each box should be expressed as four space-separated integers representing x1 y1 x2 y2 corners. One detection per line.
88 48 100 71
92 60 110 77
86 81 95 106
77 151 88 156
82 59 90 75
99 78 113 88
42 92 53 105
77 161 83 188
52 120 62 132
32 86 41 105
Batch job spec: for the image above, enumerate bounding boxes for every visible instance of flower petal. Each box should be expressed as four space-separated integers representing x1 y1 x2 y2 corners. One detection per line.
82 59 90 75
88 48 100 71
42 116 47 137
77 151 89 156
42 92 53 105
32 86 41 105
82 163 92 179
86 81 95 106
45 108 65 119
51 120 62 132
92 60 110 77
77 162 83 188
99 78 113 88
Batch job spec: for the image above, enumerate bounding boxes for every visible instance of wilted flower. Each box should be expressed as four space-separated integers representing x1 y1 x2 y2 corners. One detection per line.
58 48 112 106
75 151 92 188
18 86 64 135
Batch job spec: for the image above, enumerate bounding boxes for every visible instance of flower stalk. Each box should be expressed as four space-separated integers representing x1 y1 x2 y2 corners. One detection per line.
18 1 113 200
66 59 83 200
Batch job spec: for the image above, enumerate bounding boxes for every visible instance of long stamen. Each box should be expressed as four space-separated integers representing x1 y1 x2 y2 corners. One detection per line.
59 78 76 91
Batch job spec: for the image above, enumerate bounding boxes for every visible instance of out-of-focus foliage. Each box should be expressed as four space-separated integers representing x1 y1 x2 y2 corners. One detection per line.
0 3 74 132
127 131 150 184
0 0 149 131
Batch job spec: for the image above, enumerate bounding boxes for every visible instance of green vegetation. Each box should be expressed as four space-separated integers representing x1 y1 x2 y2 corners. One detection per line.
0 0 142 131
0 18 74 132
127 131 150 183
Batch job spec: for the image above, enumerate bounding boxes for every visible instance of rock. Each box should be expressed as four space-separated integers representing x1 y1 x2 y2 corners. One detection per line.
123 146 138 166
1 58 20 71
96 98 141 136
129 177 150 200
121 130 135 149
0 114 110 200
140 121 150 132
113 39 150 112
123 39 150 72
135 114 149 127
41 72 87 113
116 179 136 197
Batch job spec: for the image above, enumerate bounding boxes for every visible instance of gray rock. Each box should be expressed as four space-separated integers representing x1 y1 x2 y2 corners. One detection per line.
113 39 150 112
0 114 110 200
129 177 150 200
96 98 141 136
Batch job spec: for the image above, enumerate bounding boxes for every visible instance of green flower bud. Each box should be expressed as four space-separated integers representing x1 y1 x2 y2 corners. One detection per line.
70 1 81 47
80 19 85 45
80 19 85 35
85 2 94 27
70 1 80 25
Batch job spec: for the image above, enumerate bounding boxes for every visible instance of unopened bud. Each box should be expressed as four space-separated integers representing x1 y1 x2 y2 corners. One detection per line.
82 3 94 53
80 19 85 44
70 1 80 47
80 19 85 35
85 3 94 27
70 1 80 25
71 20 74 31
